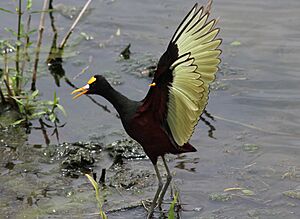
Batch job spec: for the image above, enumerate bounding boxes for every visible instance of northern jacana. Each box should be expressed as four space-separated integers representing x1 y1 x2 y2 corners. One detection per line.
72 1 221 217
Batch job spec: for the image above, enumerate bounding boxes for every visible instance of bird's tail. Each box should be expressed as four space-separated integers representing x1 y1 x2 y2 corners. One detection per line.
181 142 197 152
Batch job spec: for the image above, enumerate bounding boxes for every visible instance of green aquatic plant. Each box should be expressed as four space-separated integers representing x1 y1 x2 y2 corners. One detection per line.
85 174 107 219
12 91 66 125
168 192 179 219
209 192 232 202
0 0 66 128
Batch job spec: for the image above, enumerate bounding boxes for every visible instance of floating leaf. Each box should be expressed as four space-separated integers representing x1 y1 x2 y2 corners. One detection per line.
224 187 244 192
242 189 255 196
224 187 255 196
242 144 259 153
283 190 300 200
230 40 241 46
209 193 232 202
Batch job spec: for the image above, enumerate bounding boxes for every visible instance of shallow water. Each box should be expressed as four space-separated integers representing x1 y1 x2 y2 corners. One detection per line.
1 0 300 218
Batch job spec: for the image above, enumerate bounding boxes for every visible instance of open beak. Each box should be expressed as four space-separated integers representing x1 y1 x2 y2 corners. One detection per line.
71 84 89 99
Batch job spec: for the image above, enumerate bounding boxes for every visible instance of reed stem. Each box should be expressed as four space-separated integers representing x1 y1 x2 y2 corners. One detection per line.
59 0 92 49
31 0 49 91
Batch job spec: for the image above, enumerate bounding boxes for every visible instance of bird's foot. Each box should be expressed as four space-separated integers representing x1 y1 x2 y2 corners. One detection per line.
141 199 155 211
142 199 160 218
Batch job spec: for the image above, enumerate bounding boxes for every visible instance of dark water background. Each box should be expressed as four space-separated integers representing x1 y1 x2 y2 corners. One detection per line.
0 0 299 218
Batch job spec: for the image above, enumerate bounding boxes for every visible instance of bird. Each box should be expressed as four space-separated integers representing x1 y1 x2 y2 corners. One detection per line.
72 0 221 218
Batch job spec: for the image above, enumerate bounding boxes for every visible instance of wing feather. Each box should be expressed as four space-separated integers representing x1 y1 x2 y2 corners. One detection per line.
140 2 221 147
166 3 222 146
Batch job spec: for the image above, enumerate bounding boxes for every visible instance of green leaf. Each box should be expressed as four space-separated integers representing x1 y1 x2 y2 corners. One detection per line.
27 41 33 47
230 40 242 46
11 96 24 106
56 104 67 116
5 27 18 36
31 90 39 98
86 174 99 191
27 0 32 10
3 41 16 51
0 7 15 14
12 118 26 125
85 174 107 219
168 192 178 219
31 111 46 118
242 189 255 196
27 29 37 35
46 101 54 106
15 40 23 46
49 113 56 123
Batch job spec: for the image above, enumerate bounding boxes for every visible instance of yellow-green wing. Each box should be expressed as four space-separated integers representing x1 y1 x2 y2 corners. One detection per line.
166 3 222 146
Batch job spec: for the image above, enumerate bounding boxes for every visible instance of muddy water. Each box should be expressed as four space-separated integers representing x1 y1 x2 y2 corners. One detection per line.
1 0 300 218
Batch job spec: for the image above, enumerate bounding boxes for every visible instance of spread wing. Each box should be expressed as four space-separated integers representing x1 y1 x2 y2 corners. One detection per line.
141 2 222 146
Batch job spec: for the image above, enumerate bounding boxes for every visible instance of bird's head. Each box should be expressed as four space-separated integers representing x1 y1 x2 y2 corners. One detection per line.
71 75 110 99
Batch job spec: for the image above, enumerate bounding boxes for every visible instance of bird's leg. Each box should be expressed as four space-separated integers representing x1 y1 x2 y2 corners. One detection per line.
147 164 163 218
157 156 172 209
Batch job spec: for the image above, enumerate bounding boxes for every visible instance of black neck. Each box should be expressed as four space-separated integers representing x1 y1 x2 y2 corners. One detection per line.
100 84 137 118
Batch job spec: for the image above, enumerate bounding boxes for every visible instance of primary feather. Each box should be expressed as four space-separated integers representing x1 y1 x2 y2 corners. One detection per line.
167 3 222 146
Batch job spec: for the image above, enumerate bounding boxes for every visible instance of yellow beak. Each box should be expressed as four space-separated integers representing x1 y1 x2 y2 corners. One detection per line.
71 84 89 99
149 82 156 87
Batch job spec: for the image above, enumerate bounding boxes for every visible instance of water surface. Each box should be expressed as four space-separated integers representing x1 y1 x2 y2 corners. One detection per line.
0 0 299 218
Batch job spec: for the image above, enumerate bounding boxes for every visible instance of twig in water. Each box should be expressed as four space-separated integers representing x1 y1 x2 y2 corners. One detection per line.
59 0 92 49
31 0 50 91
73 56 93 80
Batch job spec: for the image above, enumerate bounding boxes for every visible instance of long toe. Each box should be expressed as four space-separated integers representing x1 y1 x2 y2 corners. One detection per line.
141 199 152 211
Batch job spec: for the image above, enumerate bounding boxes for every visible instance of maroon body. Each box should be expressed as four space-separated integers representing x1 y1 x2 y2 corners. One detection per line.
127 104 197 165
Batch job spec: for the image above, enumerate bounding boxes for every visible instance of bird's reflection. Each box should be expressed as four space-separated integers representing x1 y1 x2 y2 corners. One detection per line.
175 155 199 172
